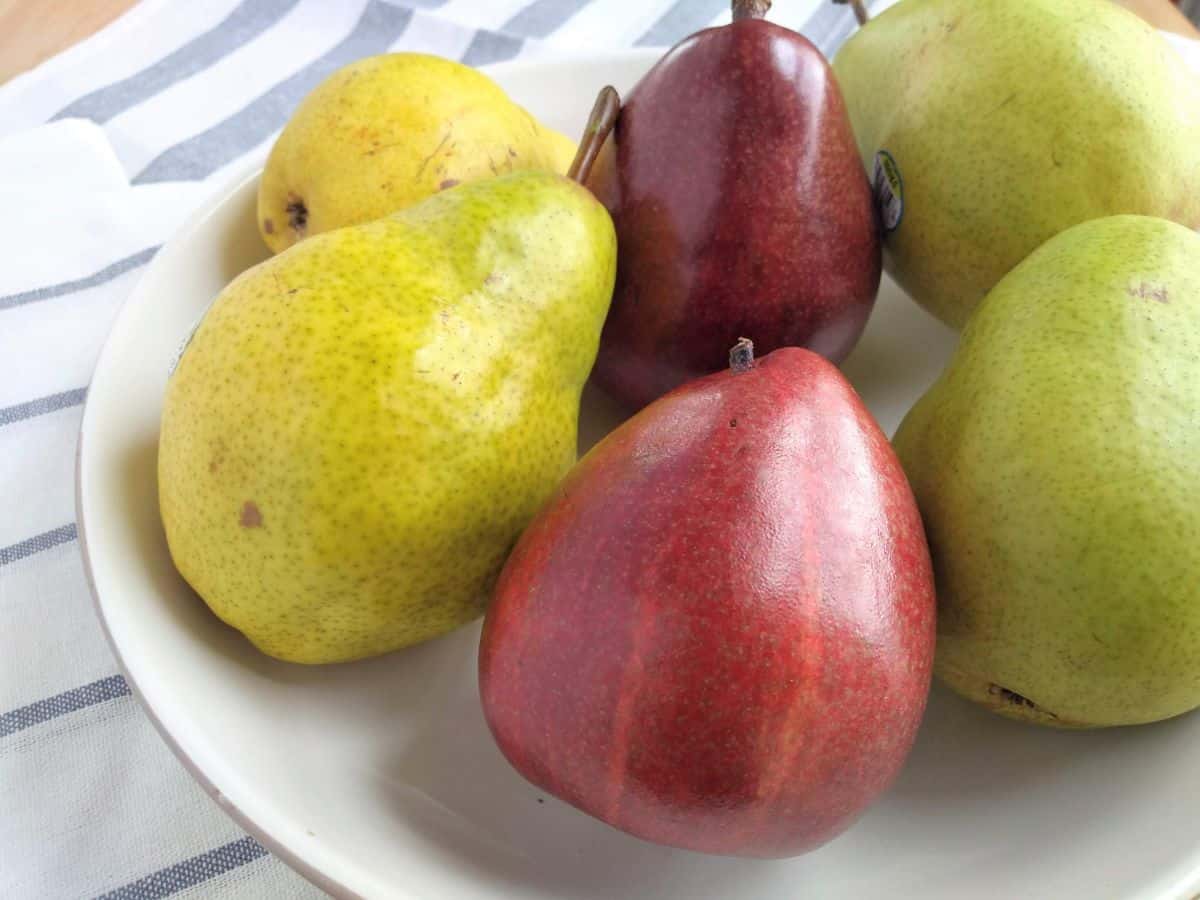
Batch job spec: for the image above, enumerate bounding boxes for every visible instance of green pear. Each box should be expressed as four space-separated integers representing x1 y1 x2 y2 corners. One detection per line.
159 171 616 663
894 215 1200 727
834 0 1200 329
258 53 577 254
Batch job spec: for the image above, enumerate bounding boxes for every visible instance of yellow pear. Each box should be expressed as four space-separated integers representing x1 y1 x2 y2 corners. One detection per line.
257 52 577 254
161 153 618 663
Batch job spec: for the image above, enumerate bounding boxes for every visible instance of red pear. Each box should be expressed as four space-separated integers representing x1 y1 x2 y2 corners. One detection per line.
585 0 882 410
479 342 934 857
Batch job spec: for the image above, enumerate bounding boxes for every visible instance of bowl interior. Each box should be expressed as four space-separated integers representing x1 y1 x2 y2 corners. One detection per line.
79 50 1200 900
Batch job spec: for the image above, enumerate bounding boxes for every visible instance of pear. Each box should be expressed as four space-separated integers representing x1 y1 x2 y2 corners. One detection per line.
833 0 1200 329
482 341 935 857
893 215 1200 727
584 0 881 411
257 53 577 254
160 105 617 662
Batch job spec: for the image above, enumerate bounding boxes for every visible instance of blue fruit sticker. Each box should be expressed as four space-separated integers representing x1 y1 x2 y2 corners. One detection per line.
873 150 904 234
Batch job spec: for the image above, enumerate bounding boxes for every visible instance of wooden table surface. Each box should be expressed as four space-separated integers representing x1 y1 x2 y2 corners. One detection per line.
0 0 1197 86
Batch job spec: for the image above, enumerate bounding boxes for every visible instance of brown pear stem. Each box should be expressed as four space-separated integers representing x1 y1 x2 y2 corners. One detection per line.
567 86 620 185
834 0 871 26
732 0 771 21
729 338 755 374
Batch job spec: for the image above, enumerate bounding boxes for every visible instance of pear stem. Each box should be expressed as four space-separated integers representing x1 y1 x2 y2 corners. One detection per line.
834 0 870 26
567 86 620 185
732 0 771 21
729 338 755 374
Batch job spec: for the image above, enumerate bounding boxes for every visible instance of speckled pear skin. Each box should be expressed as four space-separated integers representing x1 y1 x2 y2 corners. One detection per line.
258 53 577 254
160 172 616 664
893 216 1200 727
834 0 1200 329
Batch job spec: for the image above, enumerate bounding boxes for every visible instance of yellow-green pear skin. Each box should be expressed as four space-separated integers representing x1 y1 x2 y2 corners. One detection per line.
160 172 616 664
257 53 577 254
834 0 1200 329
894 216 1200 728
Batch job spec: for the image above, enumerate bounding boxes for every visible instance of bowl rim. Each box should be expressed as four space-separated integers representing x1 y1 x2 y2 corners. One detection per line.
75 41 1200 900
75 47 663 900
74 162 367 899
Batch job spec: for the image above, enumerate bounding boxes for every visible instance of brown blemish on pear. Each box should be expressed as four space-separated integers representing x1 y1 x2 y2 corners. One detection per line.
1127 281 1169 303
240 501 263 528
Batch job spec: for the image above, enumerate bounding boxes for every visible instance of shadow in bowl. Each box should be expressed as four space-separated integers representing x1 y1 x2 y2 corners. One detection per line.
852 679 1200 883
118 433 243 645
840 279 958 436
578 380 630 455
374 641 794 900
217 189 272 286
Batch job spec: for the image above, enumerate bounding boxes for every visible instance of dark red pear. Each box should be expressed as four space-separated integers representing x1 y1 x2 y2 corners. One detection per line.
586 0 881 410
479 342 934 857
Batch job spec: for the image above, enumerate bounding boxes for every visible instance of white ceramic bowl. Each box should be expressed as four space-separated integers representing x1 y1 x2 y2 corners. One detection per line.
78 50 1200 900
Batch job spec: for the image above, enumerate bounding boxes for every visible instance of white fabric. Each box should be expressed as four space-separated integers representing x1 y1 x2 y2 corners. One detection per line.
0 0 1196 897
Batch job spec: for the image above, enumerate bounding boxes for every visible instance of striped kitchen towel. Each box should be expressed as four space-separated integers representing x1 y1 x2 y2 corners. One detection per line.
0 1 886 897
